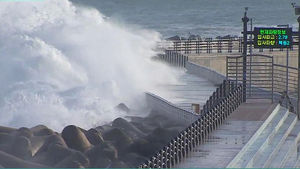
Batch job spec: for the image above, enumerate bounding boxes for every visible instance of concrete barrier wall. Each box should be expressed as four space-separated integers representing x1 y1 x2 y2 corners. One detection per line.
145 92 198 124
185 61 226 85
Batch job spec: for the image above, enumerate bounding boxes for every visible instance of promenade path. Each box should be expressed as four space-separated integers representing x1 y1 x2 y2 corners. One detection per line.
175 100 276 168
151 71 217 113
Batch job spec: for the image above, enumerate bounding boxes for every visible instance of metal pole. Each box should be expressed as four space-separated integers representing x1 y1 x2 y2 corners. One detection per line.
242 8 249 102
298 16 300 119
249 18 253 97
286 45 289 98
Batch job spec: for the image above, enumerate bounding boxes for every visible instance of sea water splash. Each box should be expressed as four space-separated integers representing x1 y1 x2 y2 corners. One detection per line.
0 0 180 131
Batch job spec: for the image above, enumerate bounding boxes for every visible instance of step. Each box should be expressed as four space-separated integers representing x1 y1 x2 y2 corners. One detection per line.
227 105 288 168
249 113 297 168
294 156 300 168
268 139 295 168
280 122 300 168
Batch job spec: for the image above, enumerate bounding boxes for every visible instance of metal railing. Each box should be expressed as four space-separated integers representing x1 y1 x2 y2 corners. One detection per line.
159 37 299 55
156 50 188 67
226 54 298 111
139 80 243 168
226 54 274 101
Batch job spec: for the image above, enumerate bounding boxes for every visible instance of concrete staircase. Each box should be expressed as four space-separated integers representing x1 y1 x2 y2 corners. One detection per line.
227 105 300 168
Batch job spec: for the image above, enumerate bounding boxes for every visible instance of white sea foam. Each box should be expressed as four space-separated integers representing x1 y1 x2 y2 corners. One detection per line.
0 0 180 131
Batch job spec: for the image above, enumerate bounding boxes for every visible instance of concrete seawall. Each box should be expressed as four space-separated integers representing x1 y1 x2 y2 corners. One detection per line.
145 92 198 124
185 61 226 85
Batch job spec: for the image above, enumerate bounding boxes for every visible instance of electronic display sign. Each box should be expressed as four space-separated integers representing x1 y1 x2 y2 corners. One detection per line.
253 27 293 48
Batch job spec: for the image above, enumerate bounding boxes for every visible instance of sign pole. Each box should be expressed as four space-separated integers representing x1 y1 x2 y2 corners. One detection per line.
242 8 249 102
298 16 300 119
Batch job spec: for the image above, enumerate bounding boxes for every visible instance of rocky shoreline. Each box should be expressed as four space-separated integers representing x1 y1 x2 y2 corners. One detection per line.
0 109 186 168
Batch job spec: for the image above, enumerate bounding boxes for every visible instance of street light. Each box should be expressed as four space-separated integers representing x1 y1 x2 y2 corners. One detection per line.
292 3 300 119
242 7 249 102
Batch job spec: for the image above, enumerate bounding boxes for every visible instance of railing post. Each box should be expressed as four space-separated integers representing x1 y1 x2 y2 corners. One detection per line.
226 56 228 80
236 57 238 86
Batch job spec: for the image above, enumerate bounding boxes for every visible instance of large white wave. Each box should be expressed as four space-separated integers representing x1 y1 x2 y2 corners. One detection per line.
0 0 179 131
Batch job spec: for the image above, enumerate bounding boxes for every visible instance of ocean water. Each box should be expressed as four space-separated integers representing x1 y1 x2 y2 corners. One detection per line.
0 0 297 131
0 0 181 131
72 0 298 38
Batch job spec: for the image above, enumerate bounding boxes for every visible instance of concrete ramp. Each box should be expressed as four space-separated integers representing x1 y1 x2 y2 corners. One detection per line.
227 105 300 168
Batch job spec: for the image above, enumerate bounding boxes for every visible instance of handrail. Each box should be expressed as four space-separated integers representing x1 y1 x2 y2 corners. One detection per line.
226 54 299 114
138 80 244 168
158 37 299 55
156 50 188 68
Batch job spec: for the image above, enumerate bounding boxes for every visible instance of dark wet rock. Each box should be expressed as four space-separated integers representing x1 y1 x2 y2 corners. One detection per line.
0 144 11 155
30 125 54 136
166 126 185 133
15 127 33 139
222 35 232 39
147 127 178 143
82 128 104 146
94 157 111 168
0 150 48 168
130 139 167 158
144 111 186 128
0 126 16 134
54 151 89 168
112 118 145 138
32 143 73 166
61 125 92 152
167 35 181 41
86 142 118 162
127 138 154 157
127 116 144 123
110 160 129 168
103 128 133 153
143 112 168 125
115 103 130 113
130 121 152 134
0 133 14 144
95 125 114 135
11 136 32 160
35 134 67 156
120 152 148 167
188 34 201 40
30 135 48 156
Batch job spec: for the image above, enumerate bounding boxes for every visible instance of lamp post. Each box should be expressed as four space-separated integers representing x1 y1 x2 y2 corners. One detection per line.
297 16 300 119
242 7 249 102
294 3 300 119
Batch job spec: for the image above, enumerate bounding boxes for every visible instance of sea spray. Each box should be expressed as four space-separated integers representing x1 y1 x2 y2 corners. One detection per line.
0 0 181 131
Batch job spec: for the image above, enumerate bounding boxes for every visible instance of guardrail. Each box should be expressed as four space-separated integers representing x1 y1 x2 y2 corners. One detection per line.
226 54 298 112
156 50 188 67
139 80 243 168
159 37 299 55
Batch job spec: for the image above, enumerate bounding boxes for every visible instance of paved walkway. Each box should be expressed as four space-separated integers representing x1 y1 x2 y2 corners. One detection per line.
151 72 217 112
175 100 277 168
